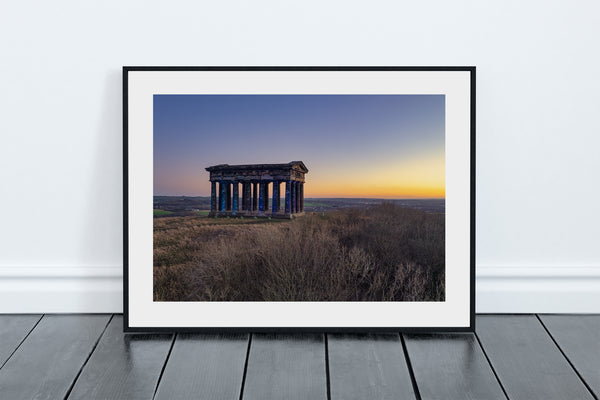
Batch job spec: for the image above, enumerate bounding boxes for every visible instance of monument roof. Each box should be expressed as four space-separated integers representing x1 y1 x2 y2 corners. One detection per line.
206 161 308 173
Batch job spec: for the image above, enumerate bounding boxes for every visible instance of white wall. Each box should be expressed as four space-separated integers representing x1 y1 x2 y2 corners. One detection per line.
1 0 599 313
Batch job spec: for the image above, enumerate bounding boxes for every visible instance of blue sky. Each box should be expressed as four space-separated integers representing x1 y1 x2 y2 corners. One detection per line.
154 94 445 198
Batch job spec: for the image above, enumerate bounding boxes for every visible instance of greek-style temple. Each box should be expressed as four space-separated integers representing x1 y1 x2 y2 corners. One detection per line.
206 161 308 218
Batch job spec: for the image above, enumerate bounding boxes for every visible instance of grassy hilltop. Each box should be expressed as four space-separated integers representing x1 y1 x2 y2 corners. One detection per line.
153 203 444 302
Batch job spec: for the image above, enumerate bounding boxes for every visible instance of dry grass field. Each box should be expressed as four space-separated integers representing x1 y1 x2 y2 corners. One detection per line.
153 203 445 302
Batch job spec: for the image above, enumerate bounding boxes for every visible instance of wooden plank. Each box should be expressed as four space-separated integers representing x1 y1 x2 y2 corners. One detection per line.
539 314 600 398
154 333 249 400
242 333 327 400
0 314 110 400
404 333 505 400
0 314 41 368
66 315 173 400
328 333 416 400
476 315 594 400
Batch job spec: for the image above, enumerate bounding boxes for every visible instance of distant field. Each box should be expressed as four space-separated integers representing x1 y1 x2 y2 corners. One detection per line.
153 210 173 216
303 201 330 207
154 203 445 302
153 196 445 216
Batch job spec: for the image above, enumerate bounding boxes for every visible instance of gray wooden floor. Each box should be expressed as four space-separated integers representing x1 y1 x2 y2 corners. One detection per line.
0 315 598 400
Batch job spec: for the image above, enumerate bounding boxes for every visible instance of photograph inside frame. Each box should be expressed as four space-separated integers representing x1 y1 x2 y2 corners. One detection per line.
152 94 446 302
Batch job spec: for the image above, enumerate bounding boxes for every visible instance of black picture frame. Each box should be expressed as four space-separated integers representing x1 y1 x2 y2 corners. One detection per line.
123 66 475 333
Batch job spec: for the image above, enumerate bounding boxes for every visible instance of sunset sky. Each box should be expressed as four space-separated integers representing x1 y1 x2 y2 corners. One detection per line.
154 94 445 199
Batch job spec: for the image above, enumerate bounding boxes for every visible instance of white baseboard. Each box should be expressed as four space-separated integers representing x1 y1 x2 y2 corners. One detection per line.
476 266 600 313
0 267 123 313
1 266 599 313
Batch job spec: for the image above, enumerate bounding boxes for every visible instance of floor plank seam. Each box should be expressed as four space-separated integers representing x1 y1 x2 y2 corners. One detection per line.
473 330 510 400
152 332 177 400
0 314 44 371
324 334 331 400
535 314 598 400
63 314 114 400
400 333 422 400
238 333 252 400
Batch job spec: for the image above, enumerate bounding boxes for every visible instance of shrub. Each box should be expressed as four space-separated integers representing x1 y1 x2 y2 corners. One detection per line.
153 204 444 301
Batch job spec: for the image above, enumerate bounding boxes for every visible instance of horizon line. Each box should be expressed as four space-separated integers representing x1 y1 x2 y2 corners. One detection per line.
154 195 445 200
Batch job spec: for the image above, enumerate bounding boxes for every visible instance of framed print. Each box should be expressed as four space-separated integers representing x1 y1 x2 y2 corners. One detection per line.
123 66 475 332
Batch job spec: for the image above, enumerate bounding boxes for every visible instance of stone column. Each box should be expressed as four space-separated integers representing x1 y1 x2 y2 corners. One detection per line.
232 182 239 214
295 181 300 212
245 182 252 211
219 181 226 212
226 182 232 211
258 181 265 212
263 182 269 212
285 180 291 214
241 183 245 211
210 181 217 213
291 181 296 214
241 182 247 211
252 182 258 211
299 182 304 212
272 181 280 213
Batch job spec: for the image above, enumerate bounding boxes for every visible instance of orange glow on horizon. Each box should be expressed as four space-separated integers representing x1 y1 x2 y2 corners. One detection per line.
303 152 445 199
155 150 445 199
304 183 445 199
